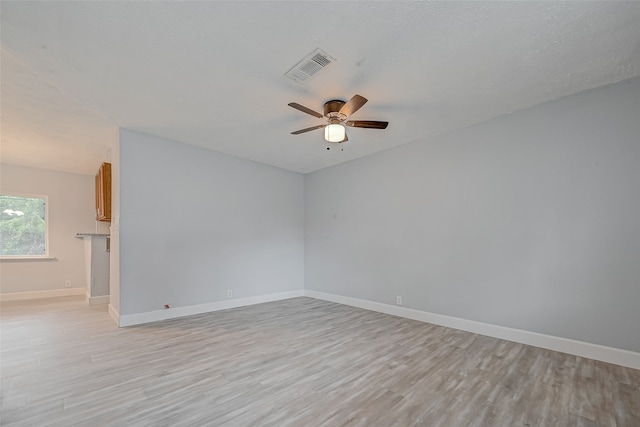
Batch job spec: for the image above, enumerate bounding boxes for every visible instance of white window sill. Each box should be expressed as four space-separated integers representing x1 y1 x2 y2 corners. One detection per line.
0 256 57 261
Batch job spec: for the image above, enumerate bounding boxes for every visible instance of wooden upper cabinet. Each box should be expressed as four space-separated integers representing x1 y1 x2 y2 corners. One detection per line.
95 162 112 222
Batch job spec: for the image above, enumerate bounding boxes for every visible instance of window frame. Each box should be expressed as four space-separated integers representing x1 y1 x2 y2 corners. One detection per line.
0 192 50 259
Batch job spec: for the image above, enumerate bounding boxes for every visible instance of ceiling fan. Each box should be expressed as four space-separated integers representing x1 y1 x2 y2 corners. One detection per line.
288 94 388 143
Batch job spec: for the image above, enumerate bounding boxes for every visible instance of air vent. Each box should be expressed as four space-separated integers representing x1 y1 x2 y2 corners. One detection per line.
285 49 336 84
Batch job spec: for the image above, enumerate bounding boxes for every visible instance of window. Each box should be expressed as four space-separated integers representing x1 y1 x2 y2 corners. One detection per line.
0 194 48 257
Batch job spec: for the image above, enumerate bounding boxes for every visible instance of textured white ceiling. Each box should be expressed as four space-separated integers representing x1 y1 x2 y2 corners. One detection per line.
2 1 640 175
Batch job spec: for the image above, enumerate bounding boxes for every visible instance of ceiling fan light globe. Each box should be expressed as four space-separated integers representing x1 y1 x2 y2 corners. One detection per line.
325 124 346 142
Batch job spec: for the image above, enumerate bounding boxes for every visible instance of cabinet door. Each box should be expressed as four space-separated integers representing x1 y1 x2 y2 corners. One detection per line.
95 162 112 221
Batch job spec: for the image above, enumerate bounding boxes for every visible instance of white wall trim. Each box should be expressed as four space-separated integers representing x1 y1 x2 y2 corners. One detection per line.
0 288 85 302
304 290 640 370
87 295 110 306
108 304 120 326
118 290 305 327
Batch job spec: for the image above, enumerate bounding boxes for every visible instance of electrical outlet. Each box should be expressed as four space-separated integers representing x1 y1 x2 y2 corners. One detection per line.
396 296 402 306
65 280 71 288
227 290 233 298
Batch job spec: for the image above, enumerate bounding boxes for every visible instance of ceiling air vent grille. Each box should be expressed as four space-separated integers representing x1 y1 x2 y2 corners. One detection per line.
285 49 336 84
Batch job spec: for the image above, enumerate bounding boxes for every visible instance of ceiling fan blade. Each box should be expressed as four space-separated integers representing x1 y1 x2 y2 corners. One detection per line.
288 102 323 118
339 95 368 118
291 124 327 135
345 120 389 129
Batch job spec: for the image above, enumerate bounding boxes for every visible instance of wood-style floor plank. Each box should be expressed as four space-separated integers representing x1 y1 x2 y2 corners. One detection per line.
1 296 638 426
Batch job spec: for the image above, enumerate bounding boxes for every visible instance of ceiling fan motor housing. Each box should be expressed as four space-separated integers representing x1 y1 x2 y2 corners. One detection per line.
324 100 347 120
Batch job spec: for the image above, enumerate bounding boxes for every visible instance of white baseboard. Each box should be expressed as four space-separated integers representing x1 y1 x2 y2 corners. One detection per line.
108 304 119 326
118 290 305 327
304 290 640 371
0 288 85 302
87 295 110 305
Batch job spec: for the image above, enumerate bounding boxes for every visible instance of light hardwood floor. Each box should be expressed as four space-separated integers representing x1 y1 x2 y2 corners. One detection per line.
1 296 638 426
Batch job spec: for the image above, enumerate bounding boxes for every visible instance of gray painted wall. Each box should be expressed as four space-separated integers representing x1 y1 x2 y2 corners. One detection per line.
118 130 304 315
305 78 640 352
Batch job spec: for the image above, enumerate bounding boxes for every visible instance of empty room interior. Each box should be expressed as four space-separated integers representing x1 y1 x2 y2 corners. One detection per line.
1 2 639 426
